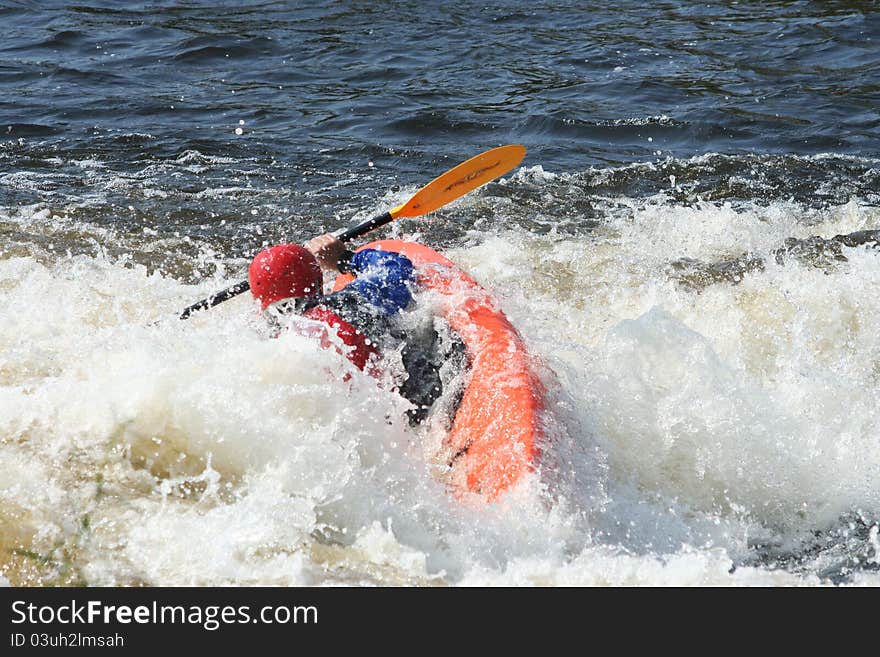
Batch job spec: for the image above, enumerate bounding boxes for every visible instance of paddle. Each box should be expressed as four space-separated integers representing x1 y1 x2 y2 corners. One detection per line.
177 144 526 320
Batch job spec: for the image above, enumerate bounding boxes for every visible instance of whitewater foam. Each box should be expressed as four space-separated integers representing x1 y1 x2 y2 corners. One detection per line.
1 191 878 585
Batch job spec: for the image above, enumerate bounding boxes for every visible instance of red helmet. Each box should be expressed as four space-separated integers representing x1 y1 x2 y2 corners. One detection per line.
248 244 322 309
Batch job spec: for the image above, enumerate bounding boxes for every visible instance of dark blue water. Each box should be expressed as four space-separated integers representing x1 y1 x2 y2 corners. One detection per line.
2 1 877 226
4 0 878 160
1 1 879 586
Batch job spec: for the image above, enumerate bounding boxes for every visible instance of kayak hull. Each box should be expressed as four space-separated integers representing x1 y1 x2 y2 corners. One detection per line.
334 240 544 500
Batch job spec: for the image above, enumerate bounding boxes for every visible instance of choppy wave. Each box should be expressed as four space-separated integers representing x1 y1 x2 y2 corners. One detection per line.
1 168 878 585
2 0 879 585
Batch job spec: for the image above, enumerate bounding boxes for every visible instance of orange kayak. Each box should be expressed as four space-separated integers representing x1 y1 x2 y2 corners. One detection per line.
334 240 544 500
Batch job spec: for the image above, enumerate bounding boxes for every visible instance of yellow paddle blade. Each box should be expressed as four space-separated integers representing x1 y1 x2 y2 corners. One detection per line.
390 144 526 219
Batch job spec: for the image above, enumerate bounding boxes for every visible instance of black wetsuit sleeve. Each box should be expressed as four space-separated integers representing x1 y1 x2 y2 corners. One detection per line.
298 288 397 345
399 326 467 426
336 249 356 274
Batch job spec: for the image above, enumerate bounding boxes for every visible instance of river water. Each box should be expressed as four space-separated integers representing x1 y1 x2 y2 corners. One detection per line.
1 0 878 585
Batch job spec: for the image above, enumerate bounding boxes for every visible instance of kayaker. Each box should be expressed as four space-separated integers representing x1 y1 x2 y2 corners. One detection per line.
248 233 465 425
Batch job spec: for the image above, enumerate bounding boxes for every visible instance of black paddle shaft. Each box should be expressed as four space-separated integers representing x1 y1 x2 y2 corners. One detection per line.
177 210 394 320
178 280 251 319
333 210 393 242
